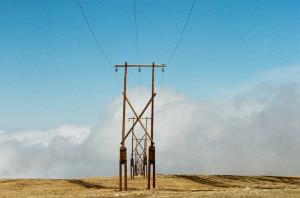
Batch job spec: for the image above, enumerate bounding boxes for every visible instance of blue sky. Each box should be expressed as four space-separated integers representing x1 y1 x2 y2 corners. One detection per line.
1 0 300 131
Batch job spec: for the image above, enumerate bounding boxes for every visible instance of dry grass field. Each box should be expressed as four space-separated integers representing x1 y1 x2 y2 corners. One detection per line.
1 175 300 197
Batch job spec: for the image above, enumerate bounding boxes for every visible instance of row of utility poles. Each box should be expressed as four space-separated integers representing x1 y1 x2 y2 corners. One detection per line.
129 117 151 179
115 62 166 191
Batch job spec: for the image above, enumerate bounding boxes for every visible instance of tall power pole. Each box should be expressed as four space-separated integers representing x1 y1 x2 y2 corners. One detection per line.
116 62 166 191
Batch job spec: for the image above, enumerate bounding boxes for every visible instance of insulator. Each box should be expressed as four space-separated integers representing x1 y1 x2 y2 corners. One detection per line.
115 67 118 72
138 67 141 73
162 68 165 73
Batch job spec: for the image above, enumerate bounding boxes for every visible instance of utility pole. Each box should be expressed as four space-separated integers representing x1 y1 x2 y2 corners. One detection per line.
129 117 151 178
144 117 150 178
130 117 134 179
119 62 128 191
116 62 166 191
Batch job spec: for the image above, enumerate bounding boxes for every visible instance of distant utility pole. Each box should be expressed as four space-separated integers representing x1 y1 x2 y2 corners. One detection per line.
128 117 151 179
115 62 166 191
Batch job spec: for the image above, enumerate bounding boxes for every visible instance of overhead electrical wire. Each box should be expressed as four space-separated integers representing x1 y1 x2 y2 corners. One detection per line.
76 0 120 93
133 0 141 90
76 0 112 66
76 0 195 96
133 0 140 65
168 0 196 66
158 0 196 105
133 0 142 109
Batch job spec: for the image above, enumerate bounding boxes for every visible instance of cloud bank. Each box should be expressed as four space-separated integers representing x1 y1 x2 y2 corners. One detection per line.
1 83 300 178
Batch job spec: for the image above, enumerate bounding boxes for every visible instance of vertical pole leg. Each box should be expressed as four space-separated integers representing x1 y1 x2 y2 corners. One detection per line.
119 161 122 191
125 160 127 190
148 145 155 189
120 146 127 191
153 162 155 188
120 62 127 191
151 62 155 188
143 164 145 178
130 158 134 179
147 154 151 189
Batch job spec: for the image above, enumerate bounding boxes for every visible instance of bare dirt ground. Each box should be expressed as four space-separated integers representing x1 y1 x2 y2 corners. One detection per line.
1 175 300 197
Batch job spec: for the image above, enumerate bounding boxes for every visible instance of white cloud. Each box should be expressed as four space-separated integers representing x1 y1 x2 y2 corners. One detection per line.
0 125 91 147
219 65 300 97
257 65 300 82
0 83 300 178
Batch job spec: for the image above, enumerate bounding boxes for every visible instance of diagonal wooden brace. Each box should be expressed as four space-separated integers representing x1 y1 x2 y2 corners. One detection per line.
122 93 156 144
137 153 143 161
136 134 146 146
125 95 154 143
132 133 145 153
134 145 144 156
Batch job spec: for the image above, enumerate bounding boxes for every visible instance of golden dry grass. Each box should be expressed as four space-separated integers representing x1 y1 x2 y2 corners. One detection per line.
1 175 300 197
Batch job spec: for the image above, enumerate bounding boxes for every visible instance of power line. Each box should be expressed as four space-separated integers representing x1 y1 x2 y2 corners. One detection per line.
168 0 196 65
133 0 140 64
115 72 121 94
76 0 112 67
133 0 141 91
76 0 121 93
158 0 196 106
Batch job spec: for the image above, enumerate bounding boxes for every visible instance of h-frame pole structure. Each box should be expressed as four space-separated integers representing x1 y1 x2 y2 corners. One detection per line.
129 117 151 178
116 62 166 191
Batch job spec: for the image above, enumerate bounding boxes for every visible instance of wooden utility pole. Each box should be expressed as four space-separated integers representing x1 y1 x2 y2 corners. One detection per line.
130 117 134 179
116 62 166 191
129 117 151 178
119 62 128 191
143 117 150 178
148 62 155 189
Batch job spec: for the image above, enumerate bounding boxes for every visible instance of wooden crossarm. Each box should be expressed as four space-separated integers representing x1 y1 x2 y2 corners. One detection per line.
115 64 166 67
